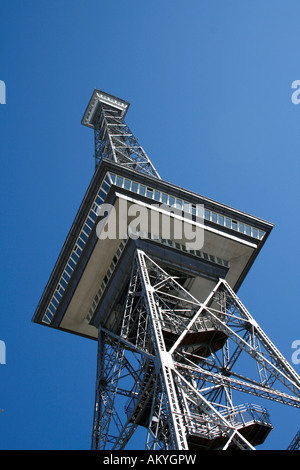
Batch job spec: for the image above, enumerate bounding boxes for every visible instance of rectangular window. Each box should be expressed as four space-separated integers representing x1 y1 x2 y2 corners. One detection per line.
77 238 85 249
154 190 161 201
139 184 146 196
232 220 238 231
48 303 56 314
102 181 110 193
238 222 244 233
176 199 182 209
70 253 79 265
252 228 258 238
131 181 138 193
197 206 204 218
98 189 107 201
89 211 97 222
169 196 175 206
116 176 123 187
54 290 62 302
84 222 92 233
218 214 224 226
162 193 168 204
69 259 76 270
62 271 70 283
225 217 231 228
66 265 73 277
183 202 190 213
83 222 92 234
146 187 153 198
245 225 251 236
109 173 116 184
212 212 218 223
79 232 88 243
124 179 131 190
51 297 59 308
60 278 67 289
104 174 111 185
205 209 211 220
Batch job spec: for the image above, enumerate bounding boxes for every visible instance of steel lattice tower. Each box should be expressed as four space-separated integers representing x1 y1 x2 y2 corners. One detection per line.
33 89 300 450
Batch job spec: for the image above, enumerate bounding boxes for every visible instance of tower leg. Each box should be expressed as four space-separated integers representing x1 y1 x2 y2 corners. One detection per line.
91 249 300 450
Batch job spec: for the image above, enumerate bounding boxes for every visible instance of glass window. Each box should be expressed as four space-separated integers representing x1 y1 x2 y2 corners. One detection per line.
71 252 79 263
54 290 61 302
162 193 168 204
259 230 265 240
80 232 88 242
197 206 204 218
169 196 175 206
225 217 231 228
98 189 107 201
245 225 251 236
176 199 182 209
102 181 110 193
146 187 153 198
124 179 131 190
252 228 258 238
89 211 97 222
66 265 73 276
238 222 244 233
116 176 123 187
183 202 190 213
48 303 56 314
139 184 146 196
62 271 70 283
85 218 94 230
218 214 224 226
205 209 211 220
154 190 161 201
212 212 218 223
191 204 196 215
131 181 138 193
69 259 76 270
109 173 116 184
232 220 238 231
83 222 92 234
77 238 85 249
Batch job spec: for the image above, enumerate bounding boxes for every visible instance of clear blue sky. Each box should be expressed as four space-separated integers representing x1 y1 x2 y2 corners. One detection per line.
0 0 299 450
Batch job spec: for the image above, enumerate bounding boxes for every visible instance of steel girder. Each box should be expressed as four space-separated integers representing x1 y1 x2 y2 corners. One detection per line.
91 249 300 450
93 101 160 178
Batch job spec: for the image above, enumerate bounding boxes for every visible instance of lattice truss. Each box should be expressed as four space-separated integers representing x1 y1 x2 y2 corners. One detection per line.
93 101 160 178
91 249 300 450
287 428 300 450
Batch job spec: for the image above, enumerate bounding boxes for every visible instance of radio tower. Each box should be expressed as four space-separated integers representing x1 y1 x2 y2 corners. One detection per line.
33 89 300 450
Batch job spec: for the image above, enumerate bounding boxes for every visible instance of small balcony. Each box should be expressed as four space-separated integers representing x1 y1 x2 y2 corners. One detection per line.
187 403 273 449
